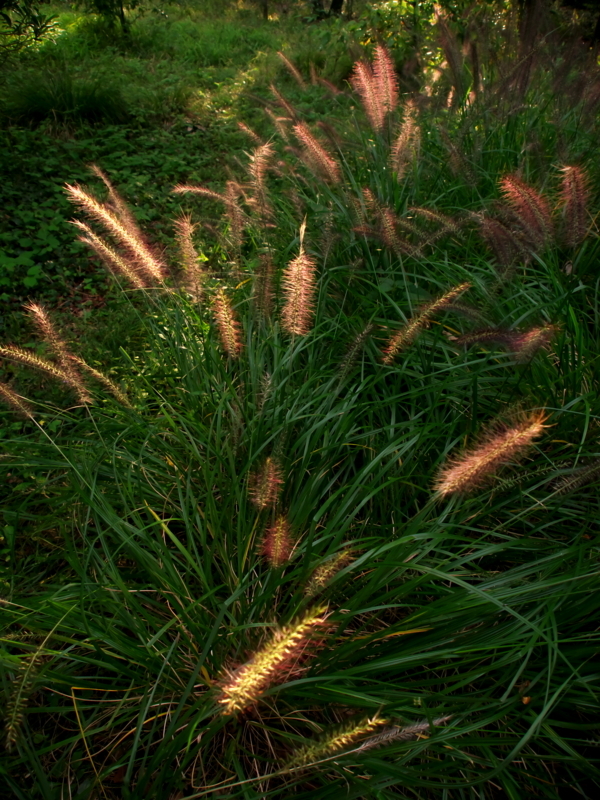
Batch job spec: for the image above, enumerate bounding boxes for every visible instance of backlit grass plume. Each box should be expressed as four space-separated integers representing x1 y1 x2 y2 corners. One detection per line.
173 181 247 250
293 122 341 185
0 381 34 419
65 183 166 283
351 44 398 132
305 550 353 596
89 164 139 238
72 220 149 289
253 253 276 320
277 51 305 89
357 716 452 752
212 288 243 358
475 214 528 268
0 345 91 404
351 60 383 132
262 515 294 568
68 356 131 408
435 411 548 497
247 142 275 223
249 457 284 510
286 716 387 769
500 175 553 250
390 100 420 177
448 325 557 362
382 282 471 364
281 225 318 336
174 215 205 300
372 44 399 120
24 302 87 391
551 459 600 495
218 608 328 715
559 165 590 248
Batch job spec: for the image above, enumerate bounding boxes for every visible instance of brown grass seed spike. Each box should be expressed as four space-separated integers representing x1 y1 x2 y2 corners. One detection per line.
286 716 387 769
293 122 341 185
281 238 318 336
249 457 284 510
212 288 243 358
218 608 328 715
72 220 149 290
174 215 206 301
0 345 92 404
65 183 166 283
499 175 553 250
262 515 294 568
0 382 34 419
434 411 548 497
351 59 384 132
373 44 399 119
559 165 590 248
382 281 471 364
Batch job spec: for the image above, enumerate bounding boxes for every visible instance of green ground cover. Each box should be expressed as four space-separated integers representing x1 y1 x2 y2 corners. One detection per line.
1 1 600 798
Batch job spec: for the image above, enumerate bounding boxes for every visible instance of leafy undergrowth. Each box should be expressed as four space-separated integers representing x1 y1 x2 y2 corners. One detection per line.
1 14 600 796
0 2 346 310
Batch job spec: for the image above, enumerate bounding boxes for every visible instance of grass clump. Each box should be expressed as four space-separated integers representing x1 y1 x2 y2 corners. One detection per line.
0 68 130 125
2 5 600 799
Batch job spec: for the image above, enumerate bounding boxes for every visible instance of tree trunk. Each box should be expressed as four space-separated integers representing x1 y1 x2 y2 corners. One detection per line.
260 0 268 20
330 0 344 14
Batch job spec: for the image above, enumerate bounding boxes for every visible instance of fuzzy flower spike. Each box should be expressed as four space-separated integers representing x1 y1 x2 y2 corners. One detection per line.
435 411 548 496
281 220 318 336
218 608 328 715
249 457 284 509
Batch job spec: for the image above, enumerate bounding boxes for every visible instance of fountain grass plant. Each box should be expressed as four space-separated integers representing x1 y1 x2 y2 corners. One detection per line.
1 26 600 800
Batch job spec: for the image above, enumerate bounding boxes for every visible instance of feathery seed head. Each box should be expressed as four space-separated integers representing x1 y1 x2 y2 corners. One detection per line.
382 282 470 364
351 60 384 131
0 382 34 419
551 459 600 495
174 215 205 301
65 183 166 283
253 253 276 320
449 325 557 362
262 515 295 568
247 142 275 222
373 44 399 117
357 716 452 752
500 175 552 250
23 302 87 394
270 85 298 120
265 107 291 141
172 184 225 202
281 246 318 336
435 411 548 497
69 356 131 407
218 608 328 715
305 549 353 596
249 457 284 510
237 121 263 145
277 51 306 88
72 221 149 289
0 345 91 404
511 325 557 362
559 165 590 248
476 214 528 267
89 164 139 236
286 716 387 769
212 288 243 358
390 100 420 177
293 122 341 185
